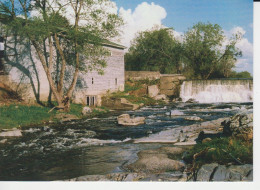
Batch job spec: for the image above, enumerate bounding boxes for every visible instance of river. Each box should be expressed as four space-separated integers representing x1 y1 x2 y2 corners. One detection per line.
0 102 253 181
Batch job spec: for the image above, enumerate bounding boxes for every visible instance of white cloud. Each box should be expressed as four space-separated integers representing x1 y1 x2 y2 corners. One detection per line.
224 26 253 74
118 2 167 47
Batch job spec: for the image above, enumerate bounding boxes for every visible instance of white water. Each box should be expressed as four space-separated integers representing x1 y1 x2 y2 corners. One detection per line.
180 79 253 103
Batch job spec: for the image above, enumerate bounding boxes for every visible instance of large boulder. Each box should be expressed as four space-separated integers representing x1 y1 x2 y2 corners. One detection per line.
127 151 185 173
222 113 253 141
117 114 145 126
148 85 159 98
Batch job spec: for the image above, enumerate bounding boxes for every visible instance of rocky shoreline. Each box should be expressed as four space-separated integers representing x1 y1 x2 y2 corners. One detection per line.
64 111 253 182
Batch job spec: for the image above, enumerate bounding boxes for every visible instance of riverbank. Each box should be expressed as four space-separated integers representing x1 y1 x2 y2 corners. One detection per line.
0 103 110 130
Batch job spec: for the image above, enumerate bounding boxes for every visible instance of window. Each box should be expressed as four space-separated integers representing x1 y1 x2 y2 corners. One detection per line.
115 78 118 86
86 96 96 106
92 78 94 85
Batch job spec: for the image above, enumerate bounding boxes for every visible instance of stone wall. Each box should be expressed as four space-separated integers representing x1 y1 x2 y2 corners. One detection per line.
125 71 161 81
160 74 186 97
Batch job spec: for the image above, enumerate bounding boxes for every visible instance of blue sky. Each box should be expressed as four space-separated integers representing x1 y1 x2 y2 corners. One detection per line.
113 0 253 74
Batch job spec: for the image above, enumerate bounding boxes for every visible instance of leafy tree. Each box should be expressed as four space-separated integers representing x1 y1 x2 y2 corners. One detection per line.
0 0 122 111
230 71 252 79
182 22 242 79
125 27 183 74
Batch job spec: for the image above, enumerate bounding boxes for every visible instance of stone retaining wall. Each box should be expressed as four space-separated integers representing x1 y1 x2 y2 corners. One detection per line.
160 74 186 97
125 71 161 81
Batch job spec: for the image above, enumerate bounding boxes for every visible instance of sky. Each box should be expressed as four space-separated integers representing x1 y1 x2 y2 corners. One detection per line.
113 0 253 74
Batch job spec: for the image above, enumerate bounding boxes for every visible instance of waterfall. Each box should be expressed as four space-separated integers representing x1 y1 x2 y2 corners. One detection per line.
180 79 253 103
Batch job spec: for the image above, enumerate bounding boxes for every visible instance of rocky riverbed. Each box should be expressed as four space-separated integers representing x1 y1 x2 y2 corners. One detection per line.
0 102 253 181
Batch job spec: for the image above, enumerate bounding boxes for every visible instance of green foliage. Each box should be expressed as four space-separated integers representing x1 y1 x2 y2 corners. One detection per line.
184 137 253 165
182 22 242 79
125 27 182 74
229 71 252 79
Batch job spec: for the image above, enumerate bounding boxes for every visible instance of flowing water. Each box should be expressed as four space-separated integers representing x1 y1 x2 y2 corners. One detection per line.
180 79 253 103
0 102 253 181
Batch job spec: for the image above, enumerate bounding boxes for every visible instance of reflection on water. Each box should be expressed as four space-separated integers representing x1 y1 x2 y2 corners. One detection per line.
0 102 253 181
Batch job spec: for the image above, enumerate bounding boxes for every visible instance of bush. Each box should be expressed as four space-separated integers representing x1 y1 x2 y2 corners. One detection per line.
183 137 253 165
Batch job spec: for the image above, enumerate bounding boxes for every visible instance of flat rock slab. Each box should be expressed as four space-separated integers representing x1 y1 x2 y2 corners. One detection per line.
118 114 145 126
0 129 22 137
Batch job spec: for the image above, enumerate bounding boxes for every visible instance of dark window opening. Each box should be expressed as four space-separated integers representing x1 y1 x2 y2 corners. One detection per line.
92 78 94 84
115 78 118 86
86 96 96 106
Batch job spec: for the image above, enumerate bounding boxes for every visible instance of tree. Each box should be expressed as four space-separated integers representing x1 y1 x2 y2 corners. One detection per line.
230 71 252 79
125 27 183 74
0 0 122 111
182 22 242 79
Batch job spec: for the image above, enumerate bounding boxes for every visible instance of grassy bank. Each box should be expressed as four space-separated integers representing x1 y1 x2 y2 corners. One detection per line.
0 103 109 130
0 104 57 129
183 137 253 167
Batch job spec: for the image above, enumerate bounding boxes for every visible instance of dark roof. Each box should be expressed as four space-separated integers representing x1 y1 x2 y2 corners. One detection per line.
101 40 126 50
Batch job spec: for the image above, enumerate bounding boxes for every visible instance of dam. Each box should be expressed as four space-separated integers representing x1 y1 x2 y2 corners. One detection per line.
180 79 253 103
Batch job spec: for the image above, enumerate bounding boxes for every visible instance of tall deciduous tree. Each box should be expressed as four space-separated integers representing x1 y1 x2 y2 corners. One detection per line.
125 27 182 74
0 0 122 111
182 22 242 79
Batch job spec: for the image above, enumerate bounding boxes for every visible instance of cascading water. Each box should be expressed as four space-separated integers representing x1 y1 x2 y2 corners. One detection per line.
180 79 253 103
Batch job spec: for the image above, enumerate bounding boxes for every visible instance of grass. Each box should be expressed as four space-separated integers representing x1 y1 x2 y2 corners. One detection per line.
0 104 57 129
0 103 111 129
183 137 253 166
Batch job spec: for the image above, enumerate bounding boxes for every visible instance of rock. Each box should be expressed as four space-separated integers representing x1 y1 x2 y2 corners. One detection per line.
228 164 253 178
148 85 159 98
117 114 145 126
185 98 198 103
102 97 139 111
0 139 8 143
170 110 184 116
85 130 97 138
242 169 253 181
202 138 212 143
127 152 185 173
67 175 110 181
158 147 184 155
222 113 253 141
197 130 221 142
124 173 146 181
211 165 229 181
0 129 22 137
174 141 197 146
196 163 219 181
55 113 79 122
82 106 92 115
154 94 167 100
184 116 203 121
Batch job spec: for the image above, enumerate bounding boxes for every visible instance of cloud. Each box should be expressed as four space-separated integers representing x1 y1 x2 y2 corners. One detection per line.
118 2 167 47
224 26 253 74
